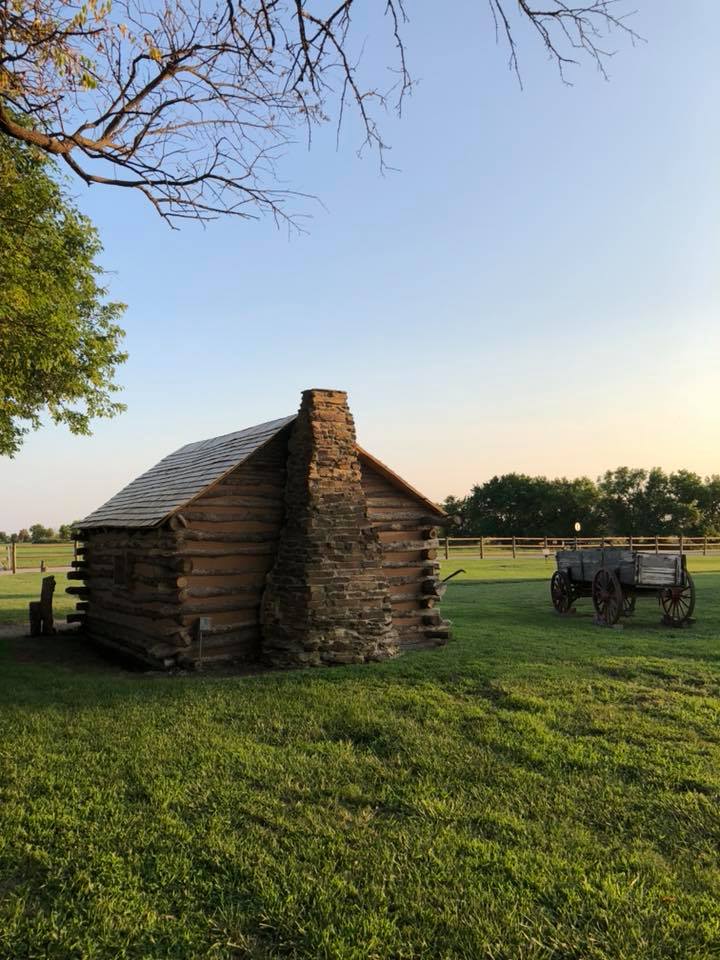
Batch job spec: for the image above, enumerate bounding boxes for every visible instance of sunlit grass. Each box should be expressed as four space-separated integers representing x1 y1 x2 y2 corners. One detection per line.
1 570 719 957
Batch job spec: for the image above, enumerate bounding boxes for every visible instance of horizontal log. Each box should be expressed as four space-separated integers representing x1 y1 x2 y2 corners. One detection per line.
195 492 284 507
75 601 89 611
85 611 186 644
184 508 282 524
189 628 260 652
81 532 179 549
218 475 285 490
386 573 426 586
381 539 439 552
367 510 442 524
370 521 435 534
86 627 174 667
178 543 276 557
86 549 189 567
66 571 87 581
70 560 88 570
66 586 89 597
190 565 270 578
365 494 420 507
186 584 262 599
179 530 279 544
66 613 86 625
132 573 188 590
133 558 194 575
86 596 186 630
181 596 261 615
203 617 259 635
389 592 440 604
381 559 439 571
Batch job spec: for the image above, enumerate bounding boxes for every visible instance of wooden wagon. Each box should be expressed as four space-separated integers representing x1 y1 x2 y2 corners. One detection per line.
550 548 696 627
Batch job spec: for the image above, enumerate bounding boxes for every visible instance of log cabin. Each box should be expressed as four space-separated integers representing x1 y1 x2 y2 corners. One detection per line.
70 389 449 669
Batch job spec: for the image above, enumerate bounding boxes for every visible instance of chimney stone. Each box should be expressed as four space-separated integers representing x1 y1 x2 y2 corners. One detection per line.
260 389 399 666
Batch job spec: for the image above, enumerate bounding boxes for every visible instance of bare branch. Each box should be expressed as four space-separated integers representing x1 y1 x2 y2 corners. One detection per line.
0 0 640 225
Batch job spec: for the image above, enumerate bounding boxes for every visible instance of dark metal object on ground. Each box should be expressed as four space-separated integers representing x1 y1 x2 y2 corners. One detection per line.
550 548 696 627
441 569 466 583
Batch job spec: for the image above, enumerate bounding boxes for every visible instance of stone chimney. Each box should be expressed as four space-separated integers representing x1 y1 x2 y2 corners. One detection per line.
260 389 398 667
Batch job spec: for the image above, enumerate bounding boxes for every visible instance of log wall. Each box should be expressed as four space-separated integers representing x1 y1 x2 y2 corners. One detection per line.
360 457 450 650
174 431 288 664
70 527 188 666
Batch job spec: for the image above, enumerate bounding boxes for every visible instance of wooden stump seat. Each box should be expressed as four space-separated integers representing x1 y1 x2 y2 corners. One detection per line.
29 575 56 637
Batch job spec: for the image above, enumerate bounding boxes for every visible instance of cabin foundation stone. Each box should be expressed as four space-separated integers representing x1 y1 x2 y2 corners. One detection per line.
260 389 399 667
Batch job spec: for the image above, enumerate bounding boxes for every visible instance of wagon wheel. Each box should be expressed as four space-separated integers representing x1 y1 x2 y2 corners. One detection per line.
659 572 696 626
592 569 623 625
622 593 636 617
551 571 574 614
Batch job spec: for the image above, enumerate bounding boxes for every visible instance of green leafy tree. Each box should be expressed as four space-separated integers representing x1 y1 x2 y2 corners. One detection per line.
29 523 54 543
0 532 7 543
0 132 127 456
16 529 30 542
58 524 74 541
701 477 720 536
597 468 648 535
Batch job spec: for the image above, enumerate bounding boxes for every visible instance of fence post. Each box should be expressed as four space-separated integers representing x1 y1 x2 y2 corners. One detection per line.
628 535 633 550
512 536 516 559
11 542 16 574
544 535 548 552
679 533 684 555
655 535 659 555
704 536 708 556
480 536 484 560
444 537 449 560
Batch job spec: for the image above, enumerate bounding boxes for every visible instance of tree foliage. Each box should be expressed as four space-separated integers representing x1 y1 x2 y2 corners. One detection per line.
0 0 639 225
444 469 720 537
0 131 127 455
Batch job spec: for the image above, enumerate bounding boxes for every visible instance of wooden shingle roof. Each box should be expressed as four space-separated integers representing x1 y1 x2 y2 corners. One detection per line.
77 415 295 530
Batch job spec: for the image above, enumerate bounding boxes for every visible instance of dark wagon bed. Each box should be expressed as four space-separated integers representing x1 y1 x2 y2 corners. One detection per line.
550 547 696 626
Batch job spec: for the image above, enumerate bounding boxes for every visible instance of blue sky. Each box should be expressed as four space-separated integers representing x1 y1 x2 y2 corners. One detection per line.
2 0 719 530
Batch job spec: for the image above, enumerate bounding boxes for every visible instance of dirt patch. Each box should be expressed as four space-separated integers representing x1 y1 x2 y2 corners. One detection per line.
0 621 130 673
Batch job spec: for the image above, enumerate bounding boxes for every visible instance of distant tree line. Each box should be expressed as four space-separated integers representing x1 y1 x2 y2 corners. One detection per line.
442 468 720 537
0 524 77 543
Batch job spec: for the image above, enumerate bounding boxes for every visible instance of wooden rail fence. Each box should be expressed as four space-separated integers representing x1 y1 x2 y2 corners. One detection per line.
2 541 77 573
3 536 719 572
442 535 720 560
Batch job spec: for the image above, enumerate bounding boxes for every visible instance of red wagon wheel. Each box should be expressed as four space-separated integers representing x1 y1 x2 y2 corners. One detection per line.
551 571 574 614
592 569 623 625
659 572 696 626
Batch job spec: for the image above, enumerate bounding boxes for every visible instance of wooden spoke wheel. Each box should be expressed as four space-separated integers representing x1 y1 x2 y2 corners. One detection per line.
622 593 636 617
659 572 696 626
592 569 623 625
551 571 574 614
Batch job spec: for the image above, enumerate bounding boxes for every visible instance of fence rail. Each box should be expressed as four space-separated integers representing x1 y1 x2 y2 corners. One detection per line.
442 535 720 560
2 541 76 573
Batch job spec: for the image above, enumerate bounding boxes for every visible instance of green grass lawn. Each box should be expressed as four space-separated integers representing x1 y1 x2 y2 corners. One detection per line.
0 572 74 624
1 568 720 957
